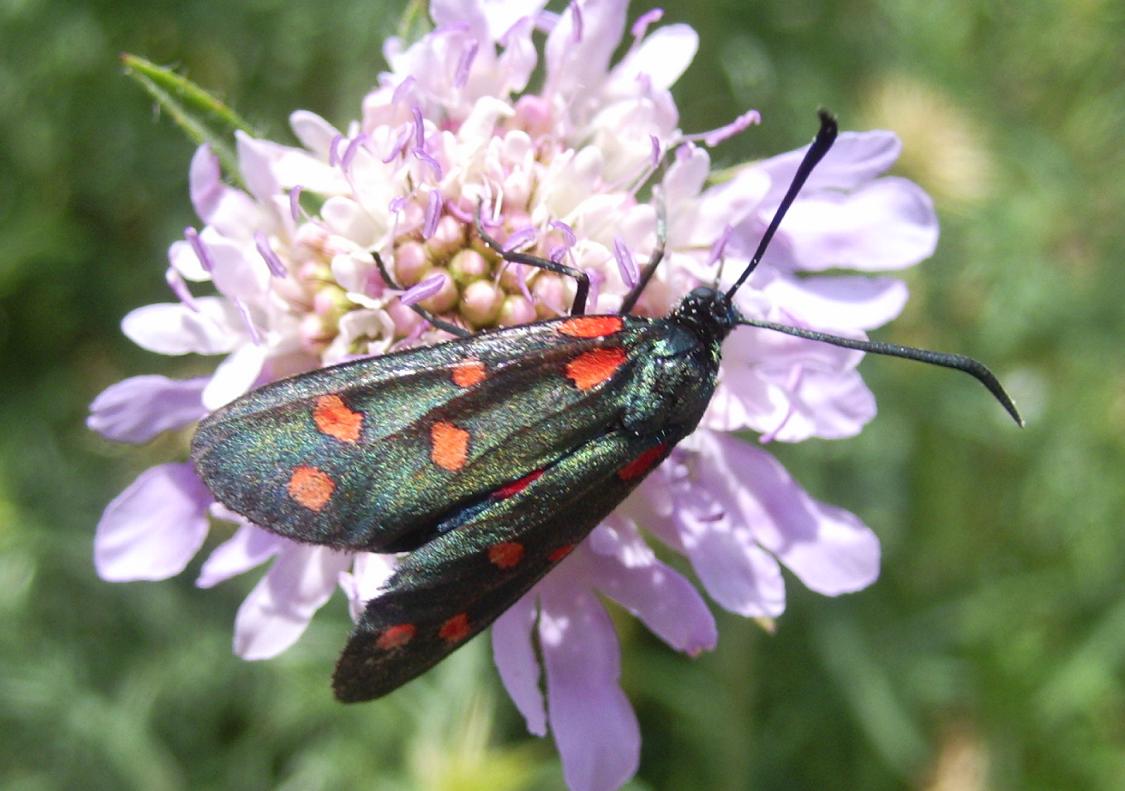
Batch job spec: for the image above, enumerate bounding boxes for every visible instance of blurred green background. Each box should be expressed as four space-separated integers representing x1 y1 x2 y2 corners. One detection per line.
2 0 1122 789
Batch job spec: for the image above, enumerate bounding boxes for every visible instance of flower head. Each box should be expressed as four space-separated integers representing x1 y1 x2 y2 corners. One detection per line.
91 2 938 789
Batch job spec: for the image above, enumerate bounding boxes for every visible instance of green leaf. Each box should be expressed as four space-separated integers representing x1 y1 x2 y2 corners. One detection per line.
120 53 258 186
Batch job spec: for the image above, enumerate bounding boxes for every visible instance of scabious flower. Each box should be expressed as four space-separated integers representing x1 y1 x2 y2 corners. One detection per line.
90 2 937 789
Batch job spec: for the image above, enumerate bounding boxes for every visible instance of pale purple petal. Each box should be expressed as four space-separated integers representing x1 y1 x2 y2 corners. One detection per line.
758 130 903 203
587 521 716 654
338 553 396 621
705 433 880 595
121 298 241 356
607 23 698 92
762 275 909 332
545 0 627 101
235 131 281 203
539 574 640 791
196 524 283 588
202 343 268 411
492 591 547 736
288 186 303 221
288 110 342 158
207 235 272 300
676 499 787 617
188 146 260 231
87 375 208 443
233 544 352 660
95 463 211 582
777 177 939 271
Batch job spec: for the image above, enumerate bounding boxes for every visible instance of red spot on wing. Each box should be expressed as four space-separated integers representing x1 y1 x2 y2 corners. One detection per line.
287 465 335 511
492 469 545 499
439 613 471 643
431 421 470 471
375 623 415 650
452 359 486 388
313 394 363 443
617 442 669 481
558 315 624 338
548 544 575 563
565 347 627 390
488 541 525 569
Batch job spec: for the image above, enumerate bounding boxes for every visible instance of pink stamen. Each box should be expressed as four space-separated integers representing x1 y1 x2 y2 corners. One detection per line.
391 76 416 107
515 264 533 303
696 109 762 147
254 231 287 277
454 40 479 89
342 133 367 171
570 2 583 43
649 134 662 169
184 227 214 272
446 200 473 223
707 225 733 266
165 267 198 311
289 186 303 222
423 191 442 239
401 273 445 306
613 236 639 288
235 299 263 345
504 226 537 252
413 148 443 181
549 219 577 247
388 195 408 214
631 8 664 39
328 133 345 166
383 124 413 163
585 267 604 313
412 106 425 149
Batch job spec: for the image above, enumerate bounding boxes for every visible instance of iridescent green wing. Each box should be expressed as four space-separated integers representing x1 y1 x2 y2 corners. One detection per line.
191 315 656 551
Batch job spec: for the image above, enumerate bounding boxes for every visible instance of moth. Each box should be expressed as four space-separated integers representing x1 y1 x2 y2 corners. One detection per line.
192 112 1021 702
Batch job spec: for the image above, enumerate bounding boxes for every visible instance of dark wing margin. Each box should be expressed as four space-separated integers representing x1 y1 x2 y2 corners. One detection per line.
333 429 671 702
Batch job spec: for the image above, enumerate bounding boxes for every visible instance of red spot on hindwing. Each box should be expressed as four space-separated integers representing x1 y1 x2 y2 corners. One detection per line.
617 442 669 481
439 613 471 643
287 465 335 511
431 421 470 471
565 347 627 390
548 544 575 563
313 394 363 443
452 359 486 388
488 541 525 569
492 469 545 499
375 623 415 650
558 315 624 338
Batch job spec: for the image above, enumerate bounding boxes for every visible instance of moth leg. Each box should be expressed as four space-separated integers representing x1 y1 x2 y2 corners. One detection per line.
475 207 590 316
372 252 471 338
619 186 667 315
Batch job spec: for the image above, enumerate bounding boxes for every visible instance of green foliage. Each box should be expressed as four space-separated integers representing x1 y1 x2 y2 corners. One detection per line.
1 0 1121 789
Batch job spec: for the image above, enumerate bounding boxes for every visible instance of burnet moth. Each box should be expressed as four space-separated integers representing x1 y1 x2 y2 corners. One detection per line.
192 111 1022 702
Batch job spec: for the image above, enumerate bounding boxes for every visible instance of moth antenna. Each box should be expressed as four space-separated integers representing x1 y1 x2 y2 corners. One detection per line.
737 317 1024 426
726 109 838 299
474 204 591 316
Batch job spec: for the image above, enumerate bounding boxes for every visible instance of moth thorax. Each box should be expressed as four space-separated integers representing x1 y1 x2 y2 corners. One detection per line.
672 287 738 344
